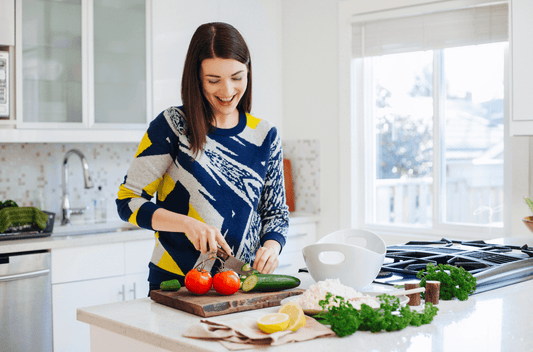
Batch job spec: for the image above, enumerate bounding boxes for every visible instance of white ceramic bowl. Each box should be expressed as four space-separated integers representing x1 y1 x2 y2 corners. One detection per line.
302 228 386 291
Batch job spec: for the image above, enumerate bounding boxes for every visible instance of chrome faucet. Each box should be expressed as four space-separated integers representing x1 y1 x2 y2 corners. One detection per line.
61 149 94 225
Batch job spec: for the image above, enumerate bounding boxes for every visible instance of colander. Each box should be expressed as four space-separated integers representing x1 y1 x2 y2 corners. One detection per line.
302 228 386 290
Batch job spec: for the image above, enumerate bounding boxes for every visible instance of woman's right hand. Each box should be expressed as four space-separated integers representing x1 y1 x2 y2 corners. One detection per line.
183 217 233 256
152 208 233 256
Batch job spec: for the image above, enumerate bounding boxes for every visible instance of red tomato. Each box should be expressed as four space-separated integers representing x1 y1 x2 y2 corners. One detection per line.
184 268 212 295
212 270 240 295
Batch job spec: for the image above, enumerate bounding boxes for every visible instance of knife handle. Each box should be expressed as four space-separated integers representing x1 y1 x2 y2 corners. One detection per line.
217 247 230 261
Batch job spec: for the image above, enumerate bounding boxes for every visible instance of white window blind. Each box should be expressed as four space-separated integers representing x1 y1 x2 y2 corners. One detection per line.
352 3 508 58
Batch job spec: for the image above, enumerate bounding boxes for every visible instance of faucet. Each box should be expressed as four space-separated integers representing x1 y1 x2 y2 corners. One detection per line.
61 149 94 225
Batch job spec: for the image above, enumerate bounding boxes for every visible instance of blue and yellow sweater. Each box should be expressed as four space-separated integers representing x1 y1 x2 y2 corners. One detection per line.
116 106 289 285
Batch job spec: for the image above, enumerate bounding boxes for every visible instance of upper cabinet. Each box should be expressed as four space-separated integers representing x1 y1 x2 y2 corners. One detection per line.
0 0 15 45
0 0 151 142
510 0 533 136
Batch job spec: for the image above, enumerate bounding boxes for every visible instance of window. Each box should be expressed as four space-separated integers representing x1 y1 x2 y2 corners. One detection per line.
350 3 508 235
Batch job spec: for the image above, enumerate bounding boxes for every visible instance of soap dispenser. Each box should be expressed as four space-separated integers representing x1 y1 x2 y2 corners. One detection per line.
94 186 107 223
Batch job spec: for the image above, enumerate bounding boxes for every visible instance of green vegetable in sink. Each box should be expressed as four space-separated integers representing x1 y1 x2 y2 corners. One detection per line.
416 263 477 301
314 292 439 337
0 200 19 211
0 207 47 233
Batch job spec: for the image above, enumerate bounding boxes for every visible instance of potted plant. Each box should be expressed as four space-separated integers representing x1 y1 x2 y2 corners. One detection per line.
523 197 533 233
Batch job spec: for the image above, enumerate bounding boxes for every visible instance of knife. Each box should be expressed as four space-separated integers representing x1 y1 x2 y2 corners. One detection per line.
216 247 251 275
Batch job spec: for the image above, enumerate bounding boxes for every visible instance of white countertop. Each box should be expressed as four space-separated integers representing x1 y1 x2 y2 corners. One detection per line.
77 271 533 352
0 220 153 254
0 213 319 254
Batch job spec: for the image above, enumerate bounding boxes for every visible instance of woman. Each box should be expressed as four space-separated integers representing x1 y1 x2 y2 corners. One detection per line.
116 22 289 293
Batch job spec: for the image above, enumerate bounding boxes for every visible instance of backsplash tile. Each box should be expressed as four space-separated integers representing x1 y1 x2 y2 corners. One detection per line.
282 140 320 214
0 139 319 224
0 143 138 224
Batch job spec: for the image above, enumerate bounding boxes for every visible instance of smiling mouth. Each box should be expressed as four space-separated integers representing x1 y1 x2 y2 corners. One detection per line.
217 95 235 103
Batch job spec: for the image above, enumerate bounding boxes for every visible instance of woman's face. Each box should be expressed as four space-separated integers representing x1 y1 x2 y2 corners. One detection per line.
200 58 248 123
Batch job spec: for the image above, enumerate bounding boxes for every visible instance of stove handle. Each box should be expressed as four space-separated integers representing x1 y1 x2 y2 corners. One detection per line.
474 258 533 284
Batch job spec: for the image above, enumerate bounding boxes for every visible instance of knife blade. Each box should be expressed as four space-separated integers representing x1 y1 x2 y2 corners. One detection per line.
216 247 251 275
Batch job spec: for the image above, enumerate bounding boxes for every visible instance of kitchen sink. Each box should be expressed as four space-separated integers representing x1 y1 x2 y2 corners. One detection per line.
52 221 140 237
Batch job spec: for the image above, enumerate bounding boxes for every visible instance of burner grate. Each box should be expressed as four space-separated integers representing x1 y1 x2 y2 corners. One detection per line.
462 251 521 264
387 245 465 255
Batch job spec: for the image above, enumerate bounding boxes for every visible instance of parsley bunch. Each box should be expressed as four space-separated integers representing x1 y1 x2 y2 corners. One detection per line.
416 263 477 301
314 292 439 337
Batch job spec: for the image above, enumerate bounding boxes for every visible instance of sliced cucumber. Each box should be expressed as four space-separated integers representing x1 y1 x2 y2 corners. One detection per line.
242 274 301 292
241 263 252 272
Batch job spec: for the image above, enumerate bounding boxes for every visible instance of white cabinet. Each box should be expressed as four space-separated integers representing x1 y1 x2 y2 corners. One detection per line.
510 0 533 135
51 239 154 352
0 0 15 46
0 0 152 142
52 276 125 352
276 218 318 275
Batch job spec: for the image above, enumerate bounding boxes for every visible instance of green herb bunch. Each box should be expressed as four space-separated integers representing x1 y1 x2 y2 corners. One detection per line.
314 292 439 337
416 263 476 301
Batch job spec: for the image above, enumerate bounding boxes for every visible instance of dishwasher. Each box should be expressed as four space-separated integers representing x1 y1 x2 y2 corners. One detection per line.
0 250 53 352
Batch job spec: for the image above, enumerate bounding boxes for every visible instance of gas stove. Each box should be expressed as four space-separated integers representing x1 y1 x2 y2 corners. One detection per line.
373 238 533 294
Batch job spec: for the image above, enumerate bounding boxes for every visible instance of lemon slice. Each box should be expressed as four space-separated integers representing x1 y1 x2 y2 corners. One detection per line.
278 301 306 332
257 313 290 334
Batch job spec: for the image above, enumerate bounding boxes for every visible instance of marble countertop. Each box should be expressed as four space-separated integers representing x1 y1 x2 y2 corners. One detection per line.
77 271 533 352
0 213 319 254
0 220 154 254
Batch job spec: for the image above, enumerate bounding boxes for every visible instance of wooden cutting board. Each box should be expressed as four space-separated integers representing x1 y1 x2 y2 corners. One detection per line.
150 288 305 317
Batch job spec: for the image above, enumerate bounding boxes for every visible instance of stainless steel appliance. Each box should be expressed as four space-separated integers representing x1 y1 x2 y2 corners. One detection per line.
0 51 8 117
0 250 53 352
374 238 533 293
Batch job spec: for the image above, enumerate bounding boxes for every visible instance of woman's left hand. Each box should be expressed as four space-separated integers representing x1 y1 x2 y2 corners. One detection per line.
253 240 281 274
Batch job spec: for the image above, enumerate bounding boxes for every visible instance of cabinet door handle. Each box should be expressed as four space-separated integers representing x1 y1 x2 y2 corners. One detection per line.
288 233 306 238
119 284 125 301
129 282 136 300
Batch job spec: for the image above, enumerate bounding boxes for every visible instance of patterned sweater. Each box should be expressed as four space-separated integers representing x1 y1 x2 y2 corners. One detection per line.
116 106 289 285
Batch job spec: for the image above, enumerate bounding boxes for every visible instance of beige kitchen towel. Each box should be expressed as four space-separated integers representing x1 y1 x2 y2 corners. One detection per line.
183 315 335 351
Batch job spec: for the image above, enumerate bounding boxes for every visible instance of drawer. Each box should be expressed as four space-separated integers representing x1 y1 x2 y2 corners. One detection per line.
125 239 155 275
52 243 125 284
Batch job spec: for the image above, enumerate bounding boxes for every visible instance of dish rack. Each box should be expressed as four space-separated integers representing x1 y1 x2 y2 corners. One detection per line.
0 211 55 241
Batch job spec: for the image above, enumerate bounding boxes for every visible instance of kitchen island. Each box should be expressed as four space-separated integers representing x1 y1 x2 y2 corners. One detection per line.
77 271 533 352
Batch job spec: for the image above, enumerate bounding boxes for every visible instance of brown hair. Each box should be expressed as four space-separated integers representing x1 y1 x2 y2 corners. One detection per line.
181 22 252 157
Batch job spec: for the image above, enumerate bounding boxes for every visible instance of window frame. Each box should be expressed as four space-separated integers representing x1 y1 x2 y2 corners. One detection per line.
338 0 525 241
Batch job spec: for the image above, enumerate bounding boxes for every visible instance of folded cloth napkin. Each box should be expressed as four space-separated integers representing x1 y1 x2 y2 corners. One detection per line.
183 315 335 351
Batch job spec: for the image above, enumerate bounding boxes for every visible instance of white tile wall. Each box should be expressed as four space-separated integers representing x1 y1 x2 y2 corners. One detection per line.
0 140 319 223
0 143 137 223
282 140 320 214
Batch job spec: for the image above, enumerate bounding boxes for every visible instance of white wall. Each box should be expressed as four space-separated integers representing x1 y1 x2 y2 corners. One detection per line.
281 0 341 239
151 0 283 132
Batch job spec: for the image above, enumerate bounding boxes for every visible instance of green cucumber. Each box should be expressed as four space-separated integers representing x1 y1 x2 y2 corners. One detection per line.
160 279 181 291
242 274 301 292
